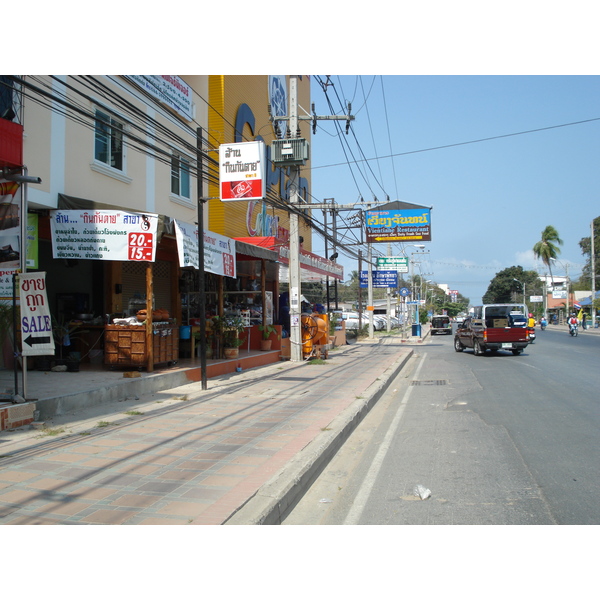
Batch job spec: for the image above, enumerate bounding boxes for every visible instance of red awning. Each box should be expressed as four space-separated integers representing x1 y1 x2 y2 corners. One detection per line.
235 237 343 280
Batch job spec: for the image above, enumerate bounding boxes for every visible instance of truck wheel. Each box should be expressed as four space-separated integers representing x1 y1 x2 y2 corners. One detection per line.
512 349 522 355
454 337 464 352
473 340 484 356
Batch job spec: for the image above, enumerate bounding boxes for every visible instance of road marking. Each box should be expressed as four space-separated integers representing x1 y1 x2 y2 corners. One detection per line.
342 352 427 525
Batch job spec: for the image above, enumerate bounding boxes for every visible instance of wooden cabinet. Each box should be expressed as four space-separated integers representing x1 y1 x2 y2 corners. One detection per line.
104 324 178 369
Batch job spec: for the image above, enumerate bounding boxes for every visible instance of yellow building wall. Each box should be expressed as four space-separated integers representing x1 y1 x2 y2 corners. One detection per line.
207 75 312 251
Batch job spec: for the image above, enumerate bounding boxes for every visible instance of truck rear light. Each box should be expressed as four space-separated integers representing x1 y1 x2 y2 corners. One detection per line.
483 330 487 342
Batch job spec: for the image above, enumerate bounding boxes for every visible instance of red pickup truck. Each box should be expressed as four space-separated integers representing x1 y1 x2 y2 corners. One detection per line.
454 304 530 356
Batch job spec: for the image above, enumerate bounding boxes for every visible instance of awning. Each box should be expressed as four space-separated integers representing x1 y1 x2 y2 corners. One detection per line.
58 193 172 241
234 239 278 262
236 236 343 280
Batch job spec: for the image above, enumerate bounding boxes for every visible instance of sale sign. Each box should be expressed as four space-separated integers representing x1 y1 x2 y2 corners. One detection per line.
19 272 55 357
50 210 158 262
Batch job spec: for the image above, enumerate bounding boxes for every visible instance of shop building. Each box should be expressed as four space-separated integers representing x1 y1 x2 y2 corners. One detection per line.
0 75 342 379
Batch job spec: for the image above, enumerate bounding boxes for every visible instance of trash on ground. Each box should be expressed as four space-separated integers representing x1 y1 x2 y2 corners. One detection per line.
413 484 431 500
319 498 333 503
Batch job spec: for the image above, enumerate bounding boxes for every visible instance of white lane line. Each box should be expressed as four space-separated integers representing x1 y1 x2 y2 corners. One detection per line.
343 353 427 525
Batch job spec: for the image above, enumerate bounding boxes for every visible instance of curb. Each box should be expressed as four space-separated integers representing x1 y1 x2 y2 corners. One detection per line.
224 347 414 525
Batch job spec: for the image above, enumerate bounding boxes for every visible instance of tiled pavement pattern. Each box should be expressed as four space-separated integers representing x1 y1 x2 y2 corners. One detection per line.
0 337 413 525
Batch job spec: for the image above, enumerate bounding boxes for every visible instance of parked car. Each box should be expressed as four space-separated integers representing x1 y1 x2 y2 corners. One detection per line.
341 312 361 330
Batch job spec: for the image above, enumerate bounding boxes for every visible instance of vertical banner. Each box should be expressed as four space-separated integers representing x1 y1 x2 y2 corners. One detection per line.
19 272 55 357
219 141 266 201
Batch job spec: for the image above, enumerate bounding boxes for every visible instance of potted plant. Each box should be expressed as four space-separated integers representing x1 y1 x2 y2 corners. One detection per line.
213 315 245 359
258 323 279 351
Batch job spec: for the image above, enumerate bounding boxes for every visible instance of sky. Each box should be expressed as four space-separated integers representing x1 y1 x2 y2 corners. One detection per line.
308 75 600 305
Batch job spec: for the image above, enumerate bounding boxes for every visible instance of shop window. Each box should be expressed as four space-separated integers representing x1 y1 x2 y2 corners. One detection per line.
171 153 191 199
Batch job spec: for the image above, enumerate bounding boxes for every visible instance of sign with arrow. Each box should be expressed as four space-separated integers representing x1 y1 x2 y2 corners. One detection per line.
19 272 55 357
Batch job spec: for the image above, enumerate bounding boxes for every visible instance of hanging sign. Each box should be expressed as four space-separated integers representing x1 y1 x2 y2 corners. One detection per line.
173 219 236 278
50 210 159 262
219 141 266 201
377 256 409 273
19 272 55 357
366 207 431 243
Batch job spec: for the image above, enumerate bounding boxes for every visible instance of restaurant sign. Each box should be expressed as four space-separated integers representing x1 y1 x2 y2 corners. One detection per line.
365 207 431 243
50 210 159 262
219 141 266 201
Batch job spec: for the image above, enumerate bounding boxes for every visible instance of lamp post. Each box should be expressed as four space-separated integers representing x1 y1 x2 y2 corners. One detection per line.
408 245 426 327
513 278 525 304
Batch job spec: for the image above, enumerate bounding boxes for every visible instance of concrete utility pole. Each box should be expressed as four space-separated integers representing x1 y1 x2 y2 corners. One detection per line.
279 76 356 361
591 219 596 327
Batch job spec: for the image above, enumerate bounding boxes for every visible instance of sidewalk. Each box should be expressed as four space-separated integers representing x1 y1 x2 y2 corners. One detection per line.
0 330 425 525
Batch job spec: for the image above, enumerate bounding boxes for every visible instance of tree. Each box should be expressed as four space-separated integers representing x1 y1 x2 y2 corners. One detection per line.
533 225 563 289
482 266 542 305
577 216 600 288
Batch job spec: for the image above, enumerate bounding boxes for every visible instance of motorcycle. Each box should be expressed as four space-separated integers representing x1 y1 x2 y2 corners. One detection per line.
569 323 578 337
528 327 536 343
540 319 547 331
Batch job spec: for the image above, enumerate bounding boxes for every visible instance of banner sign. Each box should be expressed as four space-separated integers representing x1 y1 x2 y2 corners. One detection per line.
219 141 266 201
19 272 55 357
365 207 431 243
360 270 398 288
126 76 194 122
278 245 343 280
377 256 409 273
173 219 236 278
529 295 543 303
50 210 159 262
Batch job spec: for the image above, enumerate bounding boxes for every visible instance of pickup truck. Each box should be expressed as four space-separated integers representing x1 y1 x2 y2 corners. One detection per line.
453 304 530 356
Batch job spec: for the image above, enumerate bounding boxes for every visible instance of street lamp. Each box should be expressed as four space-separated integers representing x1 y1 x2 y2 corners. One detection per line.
513 278 525 304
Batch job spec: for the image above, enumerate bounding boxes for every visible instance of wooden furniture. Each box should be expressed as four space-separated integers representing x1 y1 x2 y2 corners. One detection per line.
104 323 178 369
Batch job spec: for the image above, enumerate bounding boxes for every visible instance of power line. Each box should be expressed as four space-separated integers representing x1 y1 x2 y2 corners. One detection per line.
313 116 600 170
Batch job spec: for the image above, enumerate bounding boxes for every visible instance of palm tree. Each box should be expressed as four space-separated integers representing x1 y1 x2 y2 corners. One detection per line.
533 225 563 289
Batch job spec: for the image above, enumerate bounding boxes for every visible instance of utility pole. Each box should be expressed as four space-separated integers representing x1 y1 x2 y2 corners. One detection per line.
591 219 596 327
272 76 354 362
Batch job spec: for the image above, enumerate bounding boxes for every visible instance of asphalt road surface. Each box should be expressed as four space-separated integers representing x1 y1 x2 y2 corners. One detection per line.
283 325 600 525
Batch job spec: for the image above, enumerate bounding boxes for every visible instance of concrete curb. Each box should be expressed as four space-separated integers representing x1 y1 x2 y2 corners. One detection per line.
224 347 414 525
33 369 198 421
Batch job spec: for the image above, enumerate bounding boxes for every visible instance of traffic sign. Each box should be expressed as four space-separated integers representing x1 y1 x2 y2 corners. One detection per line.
360 270 398 288
376 256 409 273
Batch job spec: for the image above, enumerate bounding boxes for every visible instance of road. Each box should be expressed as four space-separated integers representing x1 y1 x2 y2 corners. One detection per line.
283 325 600 525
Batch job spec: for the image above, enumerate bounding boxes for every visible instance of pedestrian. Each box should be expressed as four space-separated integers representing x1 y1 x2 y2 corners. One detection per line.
582 313 587 330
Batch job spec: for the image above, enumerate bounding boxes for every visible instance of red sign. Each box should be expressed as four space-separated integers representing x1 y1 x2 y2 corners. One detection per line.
128 232 154 261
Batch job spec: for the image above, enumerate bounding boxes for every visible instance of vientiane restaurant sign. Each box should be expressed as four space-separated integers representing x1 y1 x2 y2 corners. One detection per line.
173 219 236 278
219 141 266 201
50 210 159 262
365 207 431 243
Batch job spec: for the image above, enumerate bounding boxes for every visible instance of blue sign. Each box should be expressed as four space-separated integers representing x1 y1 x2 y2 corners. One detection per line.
399 287 411 297
360 270 398 288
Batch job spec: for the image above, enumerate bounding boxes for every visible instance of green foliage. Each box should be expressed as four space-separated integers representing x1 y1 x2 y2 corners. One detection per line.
258 323 279 340
533 225 563 285
577 216 600 287
482 266 542 304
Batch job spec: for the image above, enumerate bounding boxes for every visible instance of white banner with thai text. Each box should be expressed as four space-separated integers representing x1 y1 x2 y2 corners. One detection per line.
173 219 236 278
50 210 159 262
